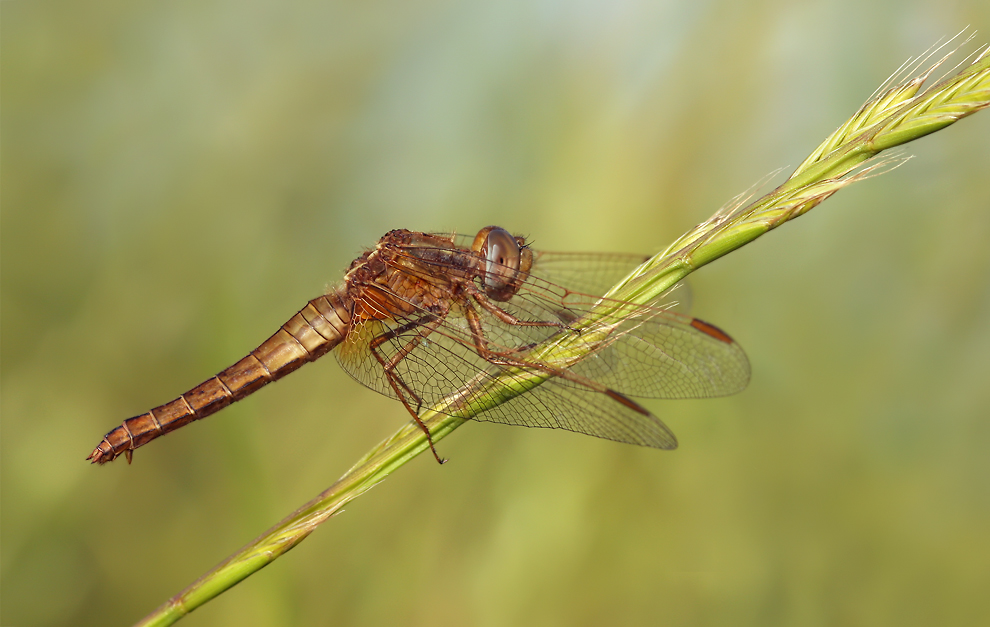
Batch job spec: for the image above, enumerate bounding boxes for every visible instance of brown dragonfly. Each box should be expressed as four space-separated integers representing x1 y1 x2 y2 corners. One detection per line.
88 226 749 465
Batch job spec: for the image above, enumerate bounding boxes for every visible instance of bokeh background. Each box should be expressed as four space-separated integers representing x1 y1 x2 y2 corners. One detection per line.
3 1 989 625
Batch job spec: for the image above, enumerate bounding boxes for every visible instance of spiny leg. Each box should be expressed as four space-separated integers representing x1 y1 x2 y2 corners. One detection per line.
461 286 576 365
369 316 437 404
368 314 449 464
462 299 631 402
463 283 574 332
462 300 540 367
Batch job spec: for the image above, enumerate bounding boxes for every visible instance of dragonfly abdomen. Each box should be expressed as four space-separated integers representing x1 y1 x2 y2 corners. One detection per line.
88 289 353 464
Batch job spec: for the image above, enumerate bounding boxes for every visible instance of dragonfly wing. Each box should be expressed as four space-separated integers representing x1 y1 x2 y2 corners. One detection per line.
480 275 745 400
566 311 750 399
464 371 678 449
335 311 678 449
530 251 648 296
530 251 691 313
336 279 746 403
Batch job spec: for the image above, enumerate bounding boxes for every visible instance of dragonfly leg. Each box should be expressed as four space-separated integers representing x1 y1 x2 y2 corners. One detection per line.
368 314 449 464
369 317 433 400
461 291 577 364
465 284 572 331
462 300 639 408
461 300 539 365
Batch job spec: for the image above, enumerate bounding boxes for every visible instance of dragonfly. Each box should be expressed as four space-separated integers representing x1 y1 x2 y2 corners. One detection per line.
88 226 750 465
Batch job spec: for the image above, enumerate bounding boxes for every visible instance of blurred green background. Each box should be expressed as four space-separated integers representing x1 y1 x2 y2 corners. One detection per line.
3 0 989 625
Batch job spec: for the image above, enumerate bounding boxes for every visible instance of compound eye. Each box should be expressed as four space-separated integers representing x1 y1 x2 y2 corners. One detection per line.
483 228 521 297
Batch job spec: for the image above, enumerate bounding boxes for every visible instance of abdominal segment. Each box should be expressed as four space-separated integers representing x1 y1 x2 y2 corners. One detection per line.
88 291 352 464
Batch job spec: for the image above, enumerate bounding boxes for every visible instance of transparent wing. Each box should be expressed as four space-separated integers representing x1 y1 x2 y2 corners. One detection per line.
530 251 648 296
561 312 749 399
335 312 678 449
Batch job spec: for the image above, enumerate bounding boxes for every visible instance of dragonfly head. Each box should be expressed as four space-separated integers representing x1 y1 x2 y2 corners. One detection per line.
472 226 533 302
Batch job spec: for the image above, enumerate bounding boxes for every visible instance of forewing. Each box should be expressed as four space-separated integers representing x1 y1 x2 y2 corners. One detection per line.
486 274 747 399
529 251 649 297
565 311 750 399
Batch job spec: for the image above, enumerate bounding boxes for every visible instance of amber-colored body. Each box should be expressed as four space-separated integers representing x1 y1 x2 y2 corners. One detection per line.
89 226 750 465
87 291 352 464
88 229 537 464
